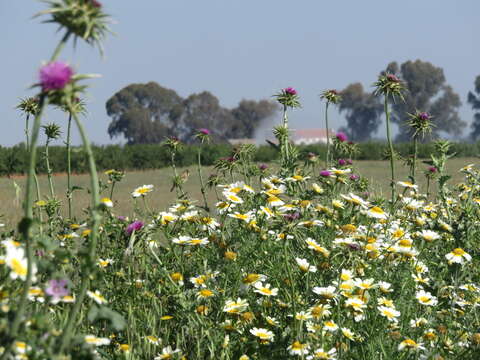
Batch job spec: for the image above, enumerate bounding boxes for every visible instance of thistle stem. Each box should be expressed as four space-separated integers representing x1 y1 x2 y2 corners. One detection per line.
25 114 43 226
197 148 209 212
325 101 330 167
66 113 73 218
281 105 290 173
25 114 30 150
0 96 47 360
57 110 102 354
50 31 71 62
384 96 396 205
45 138 55 198
109 181 116 201
411 134 418 184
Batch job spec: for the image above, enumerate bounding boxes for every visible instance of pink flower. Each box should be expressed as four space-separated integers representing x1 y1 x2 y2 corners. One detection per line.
419 112 431 121
198 128 211 135
428 166 437 173
284 87 297 95
45 279 69 301
320 170 331 177
126 220 144 235
338 159 347 166
386 74 400 82
336 132 348 142
39 61 73 91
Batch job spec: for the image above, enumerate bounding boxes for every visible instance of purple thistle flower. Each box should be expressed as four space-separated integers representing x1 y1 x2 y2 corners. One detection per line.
428 166 437 173
386 74 400 82
346 158 353 165
320 170 331 178
117 215 127 222
198 128 211 135
350 174 359 181
126 220 144 235
258 163 268 171
39 61 73 92
284 87 297 95
419 112 431 121
45 279 69 301
336 132 348 142
91 0 102 8
338 159 347 166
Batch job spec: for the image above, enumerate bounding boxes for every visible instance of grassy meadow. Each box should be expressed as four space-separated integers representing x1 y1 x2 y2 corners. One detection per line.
0 158 476 227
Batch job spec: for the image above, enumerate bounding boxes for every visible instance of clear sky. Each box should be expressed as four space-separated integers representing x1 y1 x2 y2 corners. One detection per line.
1 0 478 146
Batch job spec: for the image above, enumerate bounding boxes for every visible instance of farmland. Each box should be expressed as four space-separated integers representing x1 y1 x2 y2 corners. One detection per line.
0 158 476 227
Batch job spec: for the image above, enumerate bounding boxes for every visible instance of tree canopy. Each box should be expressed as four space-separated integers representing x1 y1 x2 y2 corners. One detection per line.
384 60 465 141
467 75 480 141
338 83 383 142
106 82 278 144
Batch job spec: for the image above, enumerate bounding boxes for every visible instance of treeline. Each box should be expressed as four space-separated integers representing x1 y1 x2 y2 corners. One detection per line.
1 142 479 176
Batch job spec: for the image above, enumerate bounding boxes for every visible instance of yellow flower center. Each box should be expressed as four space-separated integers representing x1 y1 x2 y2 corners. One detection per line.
11 258 27 277
199 289 213 297
370 206 384 214
243 274 260 284
291 341 304 350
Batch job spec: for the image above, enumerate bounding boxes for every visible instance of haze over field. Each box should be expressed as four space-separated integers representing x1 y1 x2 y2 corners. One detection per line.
1 0 478 145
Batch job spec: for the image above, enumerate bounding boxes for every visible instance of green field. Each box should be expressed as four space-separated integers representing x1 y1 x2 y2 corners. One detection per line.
0 157 476 227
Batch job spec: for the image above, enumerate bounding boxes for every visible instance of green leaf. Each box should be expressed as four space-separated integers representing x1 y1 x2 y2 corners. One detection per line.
88 305 126 332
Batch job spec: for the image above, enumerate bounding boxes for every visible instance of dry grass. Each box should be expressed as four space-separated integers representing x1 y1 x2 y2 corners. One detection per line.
0 157 477 227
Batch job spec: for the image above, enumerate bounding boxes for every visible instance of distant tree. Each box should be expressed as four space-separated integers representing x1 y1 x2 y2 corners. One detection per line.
338 83 383 142
171 91 235 143
106 82 277 144
384 60 465 141
468 75 480 140
106 82 182 144
229 99 278 139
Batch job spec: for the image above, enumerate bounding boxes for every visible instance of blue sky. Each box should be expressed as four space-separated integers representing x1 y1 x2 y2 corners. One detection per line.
1 0 478 145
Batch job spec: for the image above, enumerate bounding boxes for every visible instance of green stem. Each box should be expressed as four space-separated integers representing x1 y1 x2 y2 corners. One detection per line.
281 105 290 173
45 139 55 198
109 181 116 201
197 148 209 212
66 113 73 218
57 110 102 354
50 31 71 62
411 135 418 184
283 239 296 316
426 176 431 199
325 101 330 168
1 96 47 360
1 30 72 360
384 96 396 205
26 114 43 227
170 151 184 197
25 115 30 150
33 173 43 228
